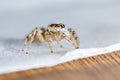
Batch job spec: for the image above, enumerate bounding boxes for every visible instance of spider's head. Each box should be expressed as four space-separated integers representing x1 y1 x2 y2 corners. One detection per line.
48 23 65 32
59 23 65 28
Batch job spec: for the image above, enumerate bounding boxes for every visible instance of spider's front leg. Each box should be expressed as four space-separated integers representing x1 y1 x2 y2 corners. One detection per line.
64 35 79 49
68 28 79 49
64 37 76 48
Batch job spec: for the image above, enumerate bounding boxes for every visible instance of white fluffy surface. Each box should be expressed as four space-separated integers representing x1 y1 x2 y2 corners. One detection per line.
0 39 120 74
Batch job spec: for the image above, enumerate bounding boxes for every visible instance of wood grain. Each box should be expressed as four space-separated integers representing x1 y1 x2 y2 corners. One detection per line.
1 51 120 80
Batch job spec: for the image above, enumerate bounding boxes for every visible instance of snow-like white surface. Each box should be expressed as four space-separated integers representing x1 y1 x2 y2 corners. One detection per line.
0 39 120 74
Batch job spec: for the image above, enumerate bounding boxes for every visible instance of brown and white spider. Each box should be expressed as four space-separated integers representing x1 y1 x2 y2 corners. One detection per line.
22 23 79 54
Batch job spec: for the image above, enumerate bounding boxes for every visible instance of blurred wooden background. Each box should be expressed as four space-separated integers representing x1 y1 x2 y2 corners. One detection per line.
0 51 120 80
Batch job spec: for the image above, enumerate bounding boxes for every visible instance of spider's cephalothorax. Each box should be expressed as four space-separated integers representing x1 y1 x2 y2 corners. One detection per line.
22 24 79 54
48 23 65 32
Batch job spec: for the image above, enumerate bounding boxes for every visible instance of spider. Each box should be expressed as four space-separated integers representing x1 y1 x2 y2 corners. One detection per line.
22 23 79 54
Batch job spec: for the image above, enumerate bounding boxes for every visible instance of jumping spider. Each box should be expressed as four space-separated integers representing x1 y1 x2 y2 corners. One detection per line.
22 23 79 54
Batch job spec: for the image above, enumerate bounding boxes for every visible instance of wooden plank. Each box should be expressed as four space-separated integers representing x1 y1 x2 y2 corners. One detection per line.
0 51 120 80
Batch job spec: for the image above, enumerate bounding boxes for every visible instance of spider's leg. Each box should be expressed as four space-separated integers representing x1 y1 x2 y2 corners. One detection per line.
26 28 37 54
26 43 31 54
44 30 54 53
64 37 74 47
68 28 79 49
71 30 79 49
22 38 28 51
26 34 37 54
56 41 63 48
25 37 34 54
48 42 53 53
64 36 79 49
74 36 79 49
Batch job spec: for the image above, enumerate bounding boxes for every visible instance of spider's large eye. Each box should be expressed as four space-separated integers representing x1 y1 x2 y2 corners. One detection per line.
59 23 65 28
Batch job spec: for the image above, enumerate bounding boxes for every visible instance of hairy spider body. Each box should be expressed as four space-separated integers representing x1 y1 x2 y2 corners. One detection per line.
22 23 79 54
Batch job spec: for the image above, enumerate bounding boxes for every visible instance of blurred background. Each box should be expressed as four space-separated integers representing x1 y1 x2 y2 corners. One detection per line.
0 0 120 48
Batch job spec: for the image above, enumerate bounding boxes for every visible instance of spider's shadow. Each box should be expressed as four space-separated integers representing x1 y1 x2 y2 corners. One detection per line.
0 39 72 56
0 39 22 53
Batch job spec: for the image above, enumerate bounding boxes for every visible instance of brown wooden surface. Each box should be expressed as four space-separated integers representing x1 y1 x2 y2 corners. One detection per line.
1 51 120 80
